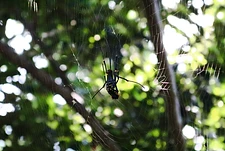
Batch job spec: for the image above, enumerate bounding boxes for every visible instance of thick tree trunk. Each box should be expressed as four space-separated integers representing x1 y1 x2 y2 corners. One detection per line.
141 0 185 150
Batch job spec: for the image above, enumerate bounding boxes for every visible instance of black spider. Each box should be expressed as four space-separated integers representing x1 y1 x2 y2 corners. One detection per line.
92 56 144 99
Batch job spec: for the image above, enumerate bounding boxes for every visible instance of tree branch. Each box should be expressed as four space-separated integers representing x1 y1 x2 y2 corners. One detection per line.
19 16 71 86
0 42 120 151
141 0 185 150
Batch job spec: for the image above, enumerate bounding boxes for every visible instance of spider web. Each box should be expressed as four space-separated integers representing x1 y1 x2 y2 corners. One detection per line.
66 3 157 150
67 1 170 150
24 0 224 150
84 1 223 151
158 1 223 151
71 1 178 150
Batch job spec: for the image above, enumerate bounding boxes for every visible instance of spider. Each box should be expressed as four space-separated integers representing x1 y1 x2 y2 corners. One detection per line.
92 56 144 99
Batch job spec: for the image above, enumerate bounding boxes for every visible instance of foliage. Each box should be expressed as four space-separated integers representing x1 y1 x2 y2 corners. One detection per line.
0 0 225 150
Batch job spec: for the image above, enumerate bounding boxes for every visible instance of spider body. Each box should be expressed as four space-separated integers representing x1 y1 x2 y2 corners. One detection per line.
105 69 119 99
92 56 144 99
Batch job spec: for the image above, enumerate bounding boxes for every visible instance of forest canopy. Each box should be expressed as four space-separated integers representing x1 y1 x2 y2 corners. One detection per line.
0 0 225 151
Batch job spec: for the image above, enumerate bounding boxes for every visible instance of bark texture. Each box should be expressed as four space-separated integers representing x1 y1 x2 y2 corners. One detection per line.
142 0 185 150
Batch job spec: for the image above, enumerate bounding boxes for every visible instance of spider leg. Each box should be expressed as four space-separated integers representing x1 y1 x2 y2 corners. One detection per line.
117 76 145 88
113 55 120 83
102 60 107 74
92 82 106 99
92 61 108 99
114 83 119 91
115 71 119 83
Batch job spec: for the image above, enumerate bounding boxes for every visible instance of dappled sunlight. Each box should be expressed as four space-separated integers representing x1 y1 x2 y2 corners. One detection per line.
163 24 188 54
4 125 13 135
0 83 21 95
127 10 138 20
5 19 32 54
113 108 123 117
217 100 224 107
67 72 76 81
0 0 224 150
194 136 205 150
167 15 199 38
59 64 67 71
83 124 92 134
108 0 116 10
5 69 27 84
0 65 7 72
0 91 5 102
177 63 187 74
0 103 15 116
0 140 6 148
53 94 66 105
26 93 35 101
189 13 214 28
32 55 49 69
54 77 62 85
192 0 204 9
5 19 24 39
71 92 84 104
75 69 90 83
162 0 180 10
182 125 195 139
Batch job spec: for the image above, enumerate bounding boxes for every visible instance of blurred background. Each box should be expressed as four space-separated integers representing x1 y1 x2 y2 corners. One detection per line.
0 0 225 150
